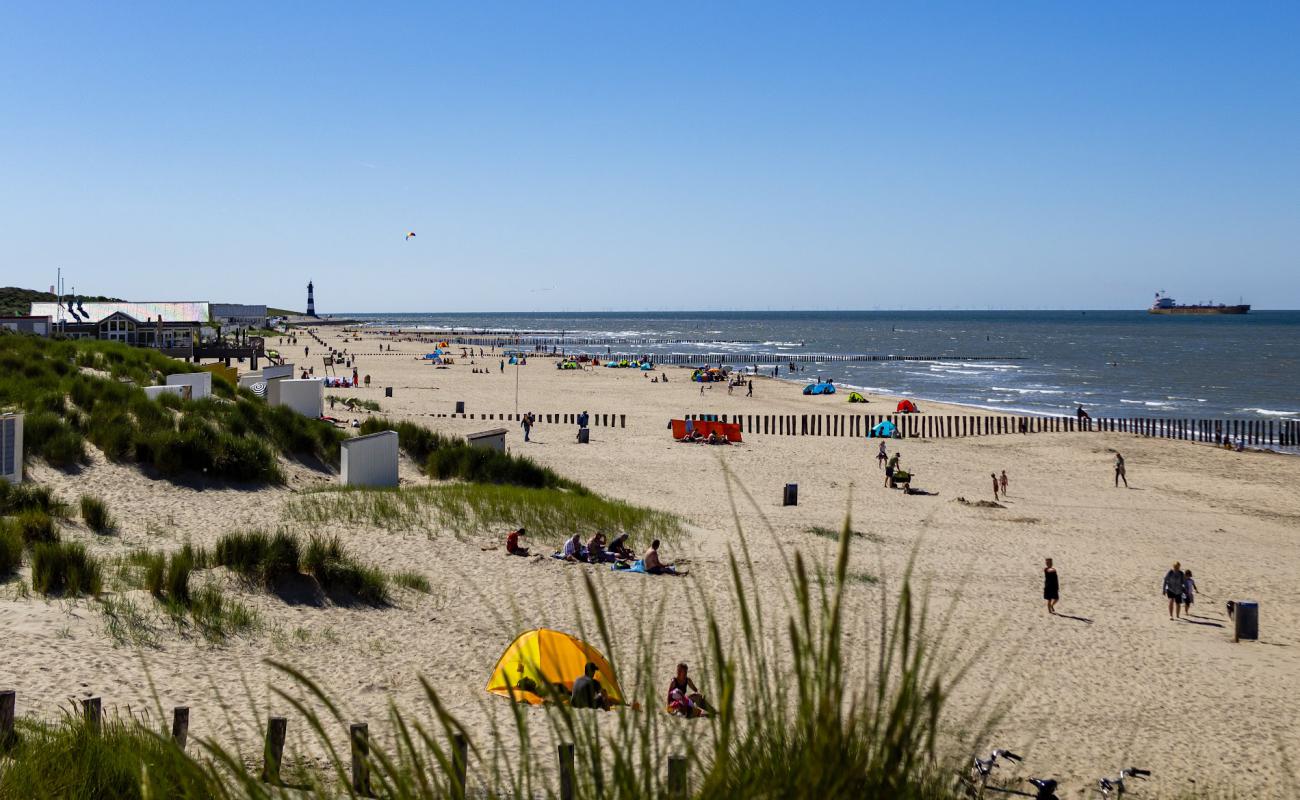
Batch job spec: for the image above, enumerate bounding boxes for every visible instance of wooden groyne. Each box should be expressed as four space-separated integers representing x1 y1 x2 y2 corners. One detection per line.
683 412 1300 448
588 353 1022 365
430 411 627 429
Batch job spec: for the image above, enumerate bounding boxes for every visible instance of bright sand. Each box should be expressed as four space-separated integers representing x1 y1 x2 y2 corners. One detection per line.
6 327 1300 796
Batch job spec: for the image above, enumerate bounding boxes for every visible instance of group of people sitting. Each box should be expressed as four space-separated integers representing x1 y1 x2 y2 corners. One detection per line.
677 430 733 445
570 661 716 718
507 529 683 574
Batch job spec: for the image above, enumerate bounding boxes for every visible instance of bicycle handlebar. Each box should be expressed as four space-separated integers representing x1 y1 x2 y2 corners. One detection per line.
997 750 1024 762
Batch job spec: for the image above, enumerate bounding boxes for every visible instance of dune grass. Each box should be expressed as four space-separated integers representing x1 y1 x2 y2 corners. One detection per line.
0 481 70 517
0 334 345 482
392 569 432 593
30 540 102 596
79 494 115 534
0 519 22 576
211 528 392 605
283 482 684 545
13 509 59 546
301 533 390 605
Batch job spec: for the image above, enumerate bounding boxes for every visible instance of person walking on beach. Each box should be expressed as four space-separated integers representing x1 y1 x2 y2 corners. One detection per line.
876 441 888 470
999 470 1009 496
1163 562 1185 619
521 413 534 442
1182 568 1199 617
1043 558 1059 615
746 380 753 397
1114 452 1128 488
499 359 504 373
991 473 1000 502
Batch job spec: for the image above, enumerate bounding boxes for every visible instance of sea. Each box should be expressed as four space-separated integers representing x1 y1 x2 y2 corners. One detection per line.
344 311 1300 423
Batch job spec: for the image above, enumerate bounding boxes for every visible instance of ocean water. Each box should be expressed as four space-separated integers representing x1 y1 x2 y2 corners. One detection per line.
346 311 1300 422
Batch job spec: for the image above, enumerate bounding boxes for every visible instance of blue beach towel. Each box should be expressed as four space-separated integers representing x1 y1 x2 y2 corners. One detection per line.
612 559 648 574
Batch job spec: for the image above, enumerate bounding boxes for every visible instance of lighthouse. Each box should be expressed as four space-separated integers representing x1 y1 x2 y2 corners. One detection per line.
306 281 316 317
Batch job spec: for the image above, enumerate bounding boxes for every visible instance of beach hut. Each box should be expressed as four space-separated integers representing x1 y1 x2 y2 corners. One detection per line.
269 378 324 417
485 628 625 706
144 385 191 401
165 371 212 400
340 430 398 488
1 412 22 486
467 428 508 453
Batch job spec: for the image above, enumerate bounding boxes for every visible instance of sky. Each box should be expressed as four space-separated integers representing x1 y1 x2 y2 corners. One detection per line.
1 2 1298 312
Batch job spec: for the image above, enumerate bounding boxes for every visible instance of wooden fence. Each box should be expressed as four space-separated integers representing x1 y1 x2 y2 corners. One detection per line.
683 412 1300 448
589 353 1023 365
0 689 688 799
430 411 627 429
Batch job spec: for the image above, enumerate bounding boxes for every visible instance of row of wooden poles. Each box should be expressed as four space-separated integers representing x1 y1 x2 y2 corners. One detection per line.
0 691 690 799
683 412 1300 447
430 411 628 429
382 331 763 347
593 353 1023 365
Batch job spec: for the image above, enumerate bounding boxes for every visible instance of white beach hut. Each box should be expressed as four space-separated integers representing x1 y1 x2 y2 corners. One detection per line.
340 430 399 488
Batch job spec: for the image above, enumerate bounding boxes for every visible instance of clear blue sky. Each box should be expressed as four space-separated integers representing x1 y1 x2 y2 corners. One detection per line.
2 2 1297 311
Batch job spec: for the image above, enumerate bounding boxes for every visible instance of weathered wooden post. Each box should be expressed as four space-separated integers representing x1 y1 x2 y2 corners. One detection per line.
667 755 688 797
262 716 287 784
172 706 189 750
558 742 576 800
82 697 101 731
350 722 371 796
0 689 14 746
451 732 468 800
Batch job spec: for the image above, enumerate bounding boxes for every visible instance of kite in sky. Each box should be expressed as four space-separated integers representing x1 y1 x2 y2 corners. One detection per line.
405 231 416 240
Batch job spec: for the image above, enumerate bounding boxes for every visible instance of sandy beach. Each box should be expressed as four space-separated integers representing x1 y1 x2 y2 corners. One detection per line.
5 326 1300 797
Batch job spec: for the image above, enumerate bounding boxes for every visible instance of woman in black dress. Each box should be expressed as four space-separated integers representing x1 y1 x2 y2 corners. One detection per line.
1043 558 1059 615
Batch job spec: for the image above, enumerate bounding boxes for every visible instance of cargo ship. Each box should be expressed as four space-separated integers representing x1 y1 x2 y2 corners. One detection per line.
1149 292 1250 315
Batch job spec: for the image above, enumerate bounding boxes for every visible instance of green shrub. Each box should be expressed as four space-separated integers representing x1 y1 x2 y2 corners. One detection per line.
358 417 452 462
79 495 115 534
20 411 86 468
425 443 586 491
15 509 58 546
188 584 257 642
0 519 22 576
30 541 102 596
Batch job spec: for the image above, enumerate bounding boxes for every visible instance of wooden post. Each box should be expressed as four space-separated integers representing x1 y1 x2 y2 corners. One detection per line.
262 716 287 784
172 706 189 750
558 743 576 800
620 414 626 428
451 733 468 800
82 697 101 731
667 755 688 797
0 689 14 746
350 722 371 796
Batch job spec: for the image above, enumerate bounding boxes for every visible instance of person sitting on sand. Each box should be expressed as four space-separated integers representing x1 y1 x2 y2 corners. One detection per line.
707 431 720 444
608 533 635 561
571 662 609 711
586 532 612 563
562 532 585 563
666 663 717 718
506 528 530 557
643 539 681 575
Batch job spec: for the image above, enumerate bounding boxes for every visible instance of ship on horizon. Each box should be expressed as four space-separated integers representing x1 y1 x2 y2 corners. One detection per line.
1149 291 1250 315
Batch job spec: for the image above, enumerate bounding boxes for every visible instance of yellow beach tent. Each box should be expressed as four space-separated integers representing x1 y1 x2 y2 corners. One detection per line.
485 628 625 706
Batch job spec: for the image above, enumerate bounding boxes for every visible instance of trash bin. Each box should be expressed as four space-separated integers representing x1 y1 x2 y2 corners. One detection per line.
455 401 465 414
385 387 393 398
577 428 590 444
1234 601 1259 641
783 483 798 507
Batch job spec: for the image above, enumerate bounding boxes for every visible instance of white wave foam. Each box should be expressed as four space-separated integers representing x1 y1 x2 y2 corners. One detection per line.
1244 408 1300 417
